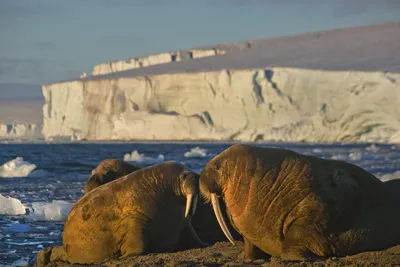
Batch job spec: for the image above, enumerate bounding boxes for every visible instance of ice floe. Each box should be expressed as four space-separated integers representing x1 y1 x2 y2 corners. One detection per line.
0 157 37 178
0 194 26 215
123 150 164 164
184 147 209 158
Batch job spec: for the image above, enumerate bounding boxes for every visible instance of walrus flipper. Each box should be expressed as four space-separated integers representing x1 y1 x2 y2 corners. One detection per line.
243 238 271 260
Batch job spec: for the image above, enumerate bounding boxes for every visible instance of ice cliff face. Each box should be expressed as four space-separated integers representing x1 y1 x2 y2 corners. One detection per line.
42 68 400 143
0 123 43 140
90 49 226 76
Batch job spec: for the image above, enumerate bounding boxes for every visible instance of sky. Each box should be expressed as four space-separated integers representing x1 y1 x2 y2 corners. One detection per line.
0 0 399 86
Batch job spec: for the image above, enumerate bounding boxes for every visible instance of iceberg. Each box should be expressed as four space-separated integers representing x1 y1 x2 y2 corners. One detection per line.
0 194 26 215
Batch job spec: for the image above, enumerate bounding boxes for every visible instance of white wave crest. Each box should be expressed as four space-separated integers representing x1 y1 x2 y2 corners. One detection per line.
379 171 400 182
184 147 208 158
28 200 73 221
0 194 26 215
0 157 37 178
123 150 164 163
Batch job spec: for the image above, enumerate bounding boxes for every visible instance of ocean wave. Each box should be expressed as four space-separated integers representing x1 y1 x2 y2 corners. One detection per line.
0 157 37 178
184 147 208 158
123 150 164 164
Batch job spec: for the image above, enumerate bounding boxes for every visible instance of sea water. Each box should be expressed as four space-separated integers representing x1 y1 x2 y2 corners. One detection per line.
0 142 399 266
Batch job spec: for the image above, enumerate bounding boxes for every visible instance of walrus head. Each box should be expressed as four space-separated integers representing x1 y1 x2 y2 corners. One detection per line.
85 159 141 193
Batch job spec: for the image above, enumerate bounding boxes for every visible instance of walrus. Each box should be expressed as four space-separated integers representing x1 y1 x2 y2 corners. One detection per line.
84 158 236 244
84 159 140 193
384 179 400 194
38 161 206 265
199 144 400 261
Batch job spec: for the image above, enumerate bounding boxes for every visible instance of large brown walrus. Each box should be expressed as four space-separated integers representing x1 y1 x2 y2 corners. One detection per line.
199 144 400 261
39 161 206 265
85 159 235 244
84 159 141 193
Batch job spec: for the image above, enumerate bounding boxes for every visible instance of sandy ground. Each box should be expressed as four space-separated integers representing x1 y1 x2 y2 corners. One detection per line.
38 242 400 267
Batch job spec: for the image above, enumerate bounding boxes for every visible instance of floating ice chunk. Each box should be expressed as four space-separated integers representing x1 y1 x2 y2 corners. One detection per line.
123 150 164 163
331 154 347 160
28 200 73 221
366 144 379 152
312 148 323 153
0 157 37 178
379 171 400 182
0 194 26 215
349 151 362 161
184 147 208 158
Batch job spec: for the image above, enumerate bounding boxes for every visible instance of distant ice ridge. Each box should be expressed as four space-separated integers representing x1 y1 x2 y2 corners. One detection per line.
0 194 26 215
0 194 73 221
0 157 37 178
184 147 209 158
123 150 164 163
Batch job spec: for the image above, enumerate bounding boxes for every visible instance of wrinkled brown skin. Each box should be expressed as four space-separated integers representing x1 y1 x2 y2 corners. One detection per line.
36 246 67 266
85 159 141 193
87 159 235 245
42 161 205 265
200 144 400 261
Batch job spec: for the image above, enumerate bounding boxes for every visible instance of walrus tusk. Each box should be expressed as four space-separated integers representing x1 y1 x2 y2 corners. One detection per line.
185 194 198 217
211 193 235 245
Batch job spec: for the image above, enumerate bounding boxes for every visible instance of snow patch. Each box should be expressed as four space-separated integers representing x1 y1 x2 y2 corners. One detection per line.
184 147 209 158
28 200 73 221
123 150 164 164
0 157 37 178
0 194 26 215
